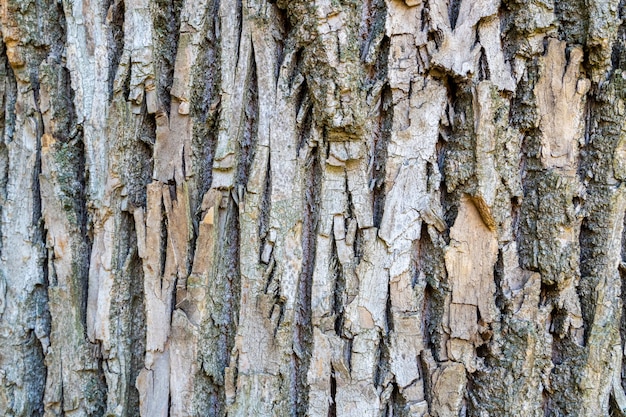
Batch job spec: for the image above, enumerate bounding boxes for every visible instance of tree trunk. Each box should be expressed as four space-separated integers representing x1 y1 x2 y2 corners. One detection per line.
2 0 626 415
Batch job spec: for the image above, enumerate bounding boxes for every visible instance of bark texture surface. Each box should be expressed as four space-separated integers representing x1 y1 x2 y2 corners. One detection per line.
2 0 626 416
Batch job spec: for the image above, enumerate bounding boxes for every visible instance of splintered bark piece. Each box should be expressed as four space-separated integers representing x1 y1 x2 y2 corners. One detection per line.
535 39 589 173
446 196 498 321
445 196 498 370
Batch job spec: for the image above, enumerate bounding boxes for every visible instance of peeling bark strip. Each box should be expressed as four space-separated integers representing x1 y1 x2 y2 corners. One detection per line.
4 0 626 415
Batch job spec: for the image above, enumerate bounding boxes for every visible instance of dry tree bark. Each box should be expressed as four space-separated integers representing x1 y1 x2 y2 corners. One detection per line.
1 0 626 416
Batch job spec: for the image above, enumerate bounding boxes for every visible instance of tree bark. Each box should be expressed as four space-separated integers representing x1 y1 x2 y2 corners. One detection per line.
2 0 626 415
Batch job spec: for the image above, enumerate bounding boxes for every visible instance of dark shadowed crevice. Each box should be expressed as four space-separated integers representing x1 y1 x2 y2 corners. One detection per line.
582 91 593 149
448 0 462 30
295 82 311 155
378 284 394 410
493 249 505 313
517 172 540 273
31 96 44 297
190 0 221 217
75 134 92 330
422 283 439 361
427 28 444 51
619 217 626 391
221 198 242 414
478 48 490 82
367 28 390 225
196 196 241 417
353 226 365 265
510 194 522 239
0 41 35 251
49 61 95 333
418 223 447 363
292 143 322 416
273 3 292 81
259 159 272 260
374 330 389 389
93 346 108 416
389 382 408 417
24 327 48 416
237 47 259 188
345 337 353 374
577 215 595 344
48 125 95 335
440 78 474 239
373 83 391 229
385 279 394 334
542 387 551 415
554 0 589 46
550 311 570 362
328 366 337 417
330 236 345 337
108 212 145 415
359 0 373 61
466 371 483 416
31 67 52 417
0 44 17 165
419 353 434 415
159 198 169 280
125 107 154 207
153 0 184 114
546 338 586 416
105 0 125 98
610 392 626 417
199 35 253 414
234 0 243 70
359 0 386 65
125 243 146 415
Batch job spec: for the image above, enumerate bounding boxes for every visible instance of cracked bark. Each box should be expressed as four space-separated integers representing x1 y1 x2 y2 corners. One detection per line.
3 0 626 416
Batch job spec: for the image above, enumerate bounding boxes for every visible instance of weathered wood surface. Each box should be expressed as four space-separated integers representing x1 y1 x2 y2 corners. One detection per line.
2 0 626 416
